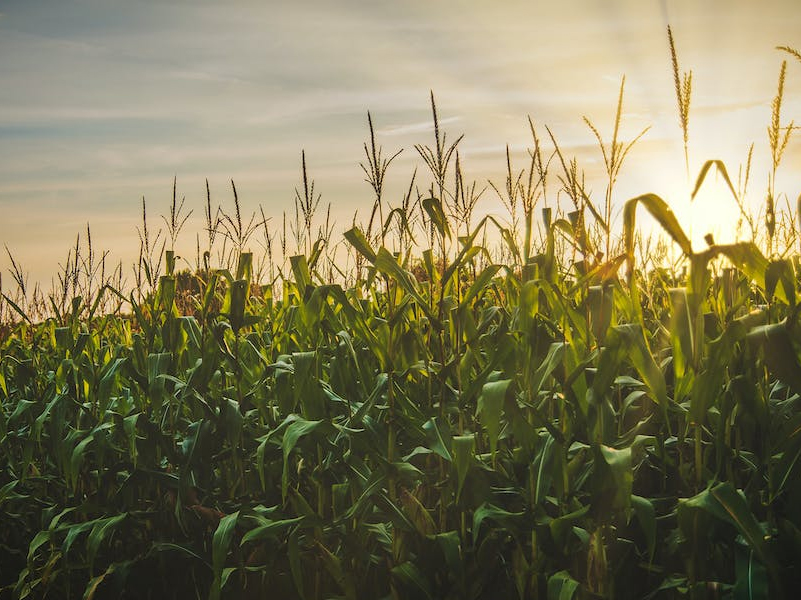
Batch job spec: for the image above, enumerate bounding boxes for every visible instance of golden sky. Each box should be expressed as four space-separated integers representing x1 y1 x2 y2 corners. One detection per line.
1 0 800 286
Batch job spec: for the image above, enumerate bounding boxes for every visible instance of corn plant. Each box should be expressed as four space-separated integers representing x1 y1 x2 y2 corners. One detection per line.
3 29 801 600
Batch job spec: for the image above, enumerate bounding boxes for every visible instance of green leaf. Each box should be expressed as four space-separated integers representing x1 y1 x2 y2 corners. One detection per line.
86 514 127 574
97 357 126 411
592 324 668 414
547 570 580 600
477 379 512 458
63 518 104 559
452 434 474 502
679 483 781 595
150 541 210 566
318 541 357 599
146 352 172 414
691 159 738 203
748 322 801 396
701 243 775 302
668 288 693 378
8 399 37 425
221 397 243 446
530 342 566 398
344 226 377 264
391 561 433 600
593 445 632 512
399 488 436 536
0 480 18 505
765 259 795 307
240 516 304 545
288 526 305 599
292 351 324 419
442 216 493 284
219 568 237 597
472 503 523 546
422 417 451 461
157 275 176 314
1 292 31 323
123 413 140 468
623 193 692 260
735 548 769 600
588 285 614 343
256 436 270 492
708 484 768 564
549 505 590 549
180 316 203 351
458 264 500 310
290 255 312 291
83 566 114 600
26 530 51 565
374 248 442 329
210 511 239 600
533 434 555 506
70 430 100 490
431 530 463 579
281 418 333 500
631 495 656 562
236 251 253 282
422 196 451 240
225 278 249 333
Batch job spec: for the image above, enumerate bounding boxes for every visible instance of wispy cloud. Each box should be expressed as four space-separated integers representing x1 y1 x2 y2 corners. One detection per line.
1 0 801 285
378 116 462 137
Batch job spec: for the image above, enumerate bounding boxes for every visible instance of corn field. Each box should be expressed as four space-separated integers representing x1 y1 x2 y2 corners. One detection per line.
2 38 801 600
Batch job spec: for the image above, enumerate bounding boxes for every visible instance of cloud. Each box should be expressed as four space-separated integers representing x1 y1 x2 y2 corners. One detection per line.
378 116 462 137
2 0 801 286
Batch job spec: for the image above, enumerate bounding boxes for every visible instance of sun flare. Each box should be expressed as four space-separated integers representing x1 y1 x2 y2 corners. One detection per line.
686 178 748 248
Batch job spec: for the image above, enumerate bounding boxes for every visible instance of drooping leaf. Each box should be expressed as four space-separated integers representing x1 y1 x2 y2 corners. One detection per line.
623 193 692 261
240 516 304 545
391 561 433 600
422 196 451 241
86 513 127 574
281 418 333 500
344 226 378 261
691 159 738 203
472 503 523 546
679 483 781 595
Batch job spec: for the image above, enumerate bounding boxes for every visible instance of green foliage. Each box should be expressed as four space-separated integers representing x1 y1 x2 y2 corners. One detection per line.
2 36 801 600
3 220 800 600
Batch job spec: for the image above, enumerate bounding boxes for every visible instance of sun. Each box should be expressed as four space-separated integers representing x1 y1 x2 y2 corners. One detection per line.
653 172 747 253
686 178 747 248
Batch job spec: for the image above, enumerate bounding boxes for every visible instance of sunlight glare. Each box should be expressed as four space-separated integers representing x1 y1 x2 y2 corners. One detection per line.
657 172 746 253
687 178 746 248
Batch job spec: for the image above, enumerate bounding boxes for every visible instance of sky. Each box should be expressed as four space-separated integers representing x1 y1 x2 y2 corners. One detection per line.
1 0 801 290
